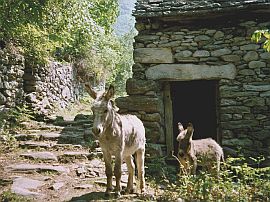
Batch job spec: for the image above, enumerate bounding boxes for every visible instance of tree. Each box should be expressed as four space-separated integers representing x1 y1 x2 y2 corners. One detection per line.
0 0 119 64
252 29 270 52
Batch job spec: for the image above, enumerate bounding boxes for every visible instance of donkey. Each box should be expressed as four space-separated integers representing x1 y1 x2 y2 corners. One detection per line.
176 122 224 175
86 84 146 197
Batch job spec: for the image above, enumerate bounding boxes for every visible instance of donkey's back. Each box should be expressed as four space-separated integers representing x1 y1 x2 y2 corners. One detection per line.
192 138 223 160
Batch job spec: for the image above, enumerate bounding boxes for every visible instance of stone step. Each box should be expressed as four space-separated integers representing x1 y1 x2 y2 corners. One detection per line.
20 121 63 129
19 141 53 149
19 141 85 150
58 151 91 163
6 163 70 174
54 120 92 127
15 131 88 145
20 151 58 162
11 177 45 198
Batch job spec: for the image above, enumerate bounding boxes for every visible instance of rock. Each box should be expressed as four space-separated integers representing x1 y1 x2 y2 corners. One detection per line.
145 64 236 80
171 34 184 40
11 177 44 197
134 48 174 63
144 121 163 143
135 35 160 43
20 152 58 161
40 132 61 140
221 55 241 62
19 141 52 149
243 51 259 62
51 182 65 190
126 78 158 95
243 84 270 91
7 164 69 174
211 48 232 57
248 61 266 69
146 143 163 157
74 114 92 121
194 35 210 41
116 96 163 113
193 50 210 57
175 50 192 58
62 86 71 99
62 151 90 159
221 120 259 129
158 41 181 48
260 91 270 97
141 113 162 123
238 69 255 76
240 44 260 51
0 92 6 104
74 184 94 189
223 138 253 148
260 52 270 60
25 93 38 103
213 31 224 39
76 165 88 176
220 106 250 114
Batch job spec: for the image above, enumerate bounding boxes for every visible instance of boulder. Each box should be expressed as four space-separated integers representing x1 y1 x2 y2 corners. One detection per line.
126 78 158 95
134 48 174 63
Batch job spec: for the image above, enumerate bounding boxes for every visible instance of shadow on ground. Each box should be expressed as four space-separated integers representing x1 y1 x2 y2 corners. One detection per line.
69 191 108 202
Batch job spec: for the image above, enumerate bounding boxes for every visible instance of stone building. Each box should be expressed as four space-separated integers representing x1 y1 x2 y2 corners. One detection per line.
116 0 270 160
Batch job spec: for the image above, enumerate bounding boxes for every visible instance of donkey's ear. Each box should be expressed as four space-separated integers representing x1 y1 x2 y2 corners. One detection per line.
105 85 115 100
85 83 97 99
178 122 184 132
185 122 194 141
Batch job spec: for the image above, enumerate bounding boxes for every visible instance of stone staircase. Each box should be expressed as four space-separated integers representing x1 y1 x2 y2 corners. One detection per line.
1 114 160 201
1 115 142 202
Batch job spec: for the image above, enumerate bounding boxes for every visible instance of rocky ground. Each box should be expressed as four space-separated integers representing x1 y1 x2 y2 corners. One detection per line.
0 113 170 202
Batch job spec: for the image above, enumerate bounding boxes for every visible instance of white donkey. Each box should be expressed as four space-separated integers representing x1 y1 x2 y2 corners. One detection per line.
86 84 146 197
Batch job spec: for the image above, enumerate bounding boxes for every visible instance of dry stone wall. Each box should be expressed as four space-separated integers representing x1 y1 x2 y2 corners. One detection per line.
24 62 81 115
0 48 81 115
116 18 270 158
0 49 25 111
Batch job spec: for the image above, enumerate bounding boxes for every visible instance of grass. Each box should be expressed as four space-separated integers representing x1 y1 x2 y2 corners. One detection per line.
0 191 31 202
145 156 270 201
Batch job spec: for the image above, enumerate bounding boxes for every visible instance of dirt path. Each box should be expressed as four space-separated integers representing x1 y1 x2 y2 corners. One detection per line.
0 115 164 202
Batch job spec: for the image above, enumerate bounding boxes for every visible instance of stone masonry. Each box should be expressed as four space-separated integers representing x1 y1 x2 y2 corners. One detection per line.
0 48 25 110
24 62 81 115
0 47 81 115
116 0 270 159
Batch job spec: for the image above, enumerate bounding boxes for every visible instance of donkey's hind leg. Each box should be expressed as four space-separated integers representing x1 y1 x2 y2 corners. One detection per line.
124 155 135 194
136 149 145 193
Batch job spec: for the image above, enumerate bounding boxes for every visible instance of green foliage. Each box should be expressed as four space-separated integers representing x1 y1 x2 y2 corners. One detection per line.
252 29 270 52
157 157 270 201
0 105 34 150
0 0 119 64
0 191 31 202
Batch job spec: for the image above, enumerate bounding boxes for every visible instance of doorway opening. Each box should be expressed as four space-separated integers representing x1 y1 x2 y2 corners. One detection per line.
170 80 219 153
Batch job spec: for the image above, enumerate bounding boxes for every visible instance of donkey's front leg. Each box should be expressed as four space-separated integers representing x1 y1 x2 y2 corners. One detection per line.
103 151 113 196
114 153 122 197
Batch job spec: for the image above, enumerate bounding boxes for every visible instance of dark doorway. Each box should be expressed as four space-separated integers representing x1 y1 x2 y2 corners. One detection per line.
171 80 218 152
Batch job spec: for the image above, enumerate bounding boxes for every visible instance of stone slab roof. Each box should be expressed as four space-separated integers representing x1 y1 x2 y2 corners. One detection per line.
134 0 270 18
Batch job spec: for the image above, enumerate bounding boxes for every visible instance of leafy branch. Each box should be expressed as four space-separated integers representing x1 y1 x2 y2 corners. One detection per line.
251 29 270 52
